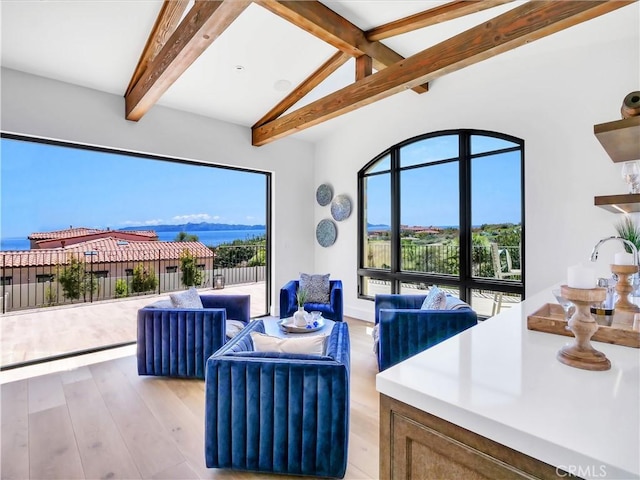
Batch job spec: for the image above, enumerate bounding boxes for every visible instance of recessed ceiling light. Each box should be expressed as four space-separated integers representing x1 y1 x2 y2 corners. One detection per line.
274 79 292 91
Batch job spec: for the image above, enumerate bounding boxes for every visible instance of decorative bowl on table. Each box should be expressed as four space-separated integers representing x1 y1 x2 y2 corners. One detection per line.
279 316 325 333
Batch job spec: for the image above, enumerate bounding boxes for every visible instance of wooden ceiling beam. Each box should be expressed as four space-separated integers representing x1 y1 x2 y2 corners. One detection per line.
255 0 428 93
125 0 190 97
366 0 515 41
126 0 251 121
252 0 633 146
253 51 350 129
356 55 372 82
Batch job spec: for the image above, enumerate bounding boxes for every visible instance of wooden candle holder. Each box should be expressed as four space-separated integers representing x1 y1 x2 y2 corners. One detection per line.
557 285 611 371
610 264 640 313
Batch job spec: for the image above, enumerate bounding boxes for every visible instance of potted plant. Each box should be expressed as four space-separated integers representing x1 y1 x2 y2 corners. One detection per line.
614 216 640 296
615 216 640 253
294 288 308 326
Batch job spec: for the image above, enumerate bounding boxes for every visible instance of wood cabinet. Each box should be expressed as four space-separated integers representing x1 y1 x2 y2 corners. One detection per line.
379 394 563 480
594 116 640 213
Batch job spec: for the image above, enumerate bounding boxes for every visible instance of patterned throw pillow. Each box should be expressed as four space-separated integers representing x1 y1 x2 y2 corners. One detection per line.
169 287 203 308
299 273 330 304
146 299 174 308
421 286 447 310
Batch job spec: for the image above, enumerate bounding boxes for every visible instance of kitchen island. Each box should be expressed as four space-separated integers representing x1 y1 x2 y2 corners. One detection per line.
376 287 639 479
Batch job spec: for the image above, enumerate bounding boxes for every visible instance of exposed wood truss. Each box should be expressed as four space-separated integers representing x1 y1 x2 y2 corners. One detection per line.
254 0 429 94
365 0 514 41
126 0 636 146
125 0 190 97
126 0 251 121
253 51 351 129
252 0 634 146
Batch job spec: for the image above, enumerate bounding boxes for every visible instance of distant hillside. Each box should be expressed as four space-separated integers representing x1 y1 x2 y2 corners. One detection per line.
120 222 265 232
367 223 390 230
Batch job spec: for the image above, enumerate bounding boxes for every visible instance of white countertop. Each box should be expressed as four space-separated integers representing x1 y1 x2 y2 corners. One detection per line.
376 287 640 479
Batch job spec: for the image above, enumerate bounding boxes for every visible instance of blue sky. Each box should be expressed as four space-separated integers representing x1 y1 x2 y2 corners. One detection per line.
366 143 522 227
1 138 267 238
1 136 521 239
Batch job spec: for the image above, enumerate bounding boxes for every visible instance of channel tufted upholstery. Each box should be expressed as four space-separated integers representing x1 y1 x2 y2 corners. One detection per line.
136 294 250 379
205 319 350 478
375 293 478 371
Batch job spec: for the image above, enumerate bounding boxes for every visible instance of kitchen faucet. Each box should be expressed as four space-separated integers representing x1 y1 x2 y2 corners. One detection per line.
590 236 638 266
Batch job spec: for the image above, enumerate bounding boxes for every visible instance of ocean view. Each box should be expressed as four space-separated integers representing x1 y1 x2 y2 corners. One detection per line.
0 228 266 251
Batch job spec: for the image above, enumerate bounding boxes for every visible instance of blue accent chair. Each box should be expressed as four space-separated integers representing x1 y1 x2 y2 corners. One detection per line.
136 294 250 379
205 319 350 478
374 294 478 371
280 279 344 322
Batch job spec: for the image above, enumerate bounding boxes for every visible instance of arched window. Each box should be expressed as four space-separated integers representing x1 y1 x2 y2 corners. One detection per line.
358 130 524 317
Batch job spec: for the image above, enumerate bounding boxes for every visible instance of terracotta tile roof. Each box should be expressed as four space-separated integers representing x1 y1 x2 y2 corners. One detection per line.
28 227 158 240
1 238 213 267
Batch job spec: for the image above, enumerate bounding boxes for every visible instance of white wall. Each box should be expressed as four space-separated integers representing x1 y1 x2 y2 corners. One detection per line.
313 6 640 321
0 68 317 315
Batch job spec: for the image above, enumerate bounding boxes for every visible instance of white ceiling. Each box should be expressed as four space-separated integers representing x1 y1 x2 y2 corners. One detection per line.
0 1 632 144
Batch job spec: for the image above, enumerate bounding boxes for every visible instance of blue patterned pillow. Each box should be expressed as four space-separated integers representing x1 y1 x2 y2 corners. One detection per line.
299 273 330 304
421 286 447 310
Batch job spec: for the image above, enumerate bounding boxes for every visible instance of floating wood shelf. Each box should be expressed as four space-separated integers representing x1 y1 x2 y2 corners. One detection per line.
594 193 640 213
593 116 640 162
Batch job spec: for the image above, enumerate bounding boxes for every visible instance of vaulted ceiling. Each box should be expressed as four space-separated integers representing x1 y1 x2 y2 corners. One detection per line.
1 1 637 146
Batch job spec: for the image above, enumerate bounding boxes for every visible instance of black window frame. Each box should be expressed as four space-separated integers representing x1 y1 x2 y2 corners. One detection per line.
357 129 525 308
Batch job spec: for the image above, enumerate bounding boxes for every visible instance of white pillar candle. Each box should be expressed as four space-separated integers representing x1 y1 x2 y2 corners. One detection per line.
614 251 635 265
567 264 596 289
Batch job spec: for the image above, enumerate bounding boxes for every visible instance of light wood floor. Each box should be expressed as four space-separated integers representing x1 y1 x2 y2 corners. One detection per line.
0 317 380 480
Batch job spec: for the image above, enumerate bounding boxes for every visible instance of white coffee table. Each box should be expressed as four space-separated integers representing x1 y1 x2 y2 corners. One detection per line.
263 316 335 338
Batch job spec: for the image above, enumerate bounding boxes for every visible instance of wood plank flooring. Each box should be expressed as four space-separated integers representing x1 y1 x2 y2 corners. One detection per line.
0 317 380 480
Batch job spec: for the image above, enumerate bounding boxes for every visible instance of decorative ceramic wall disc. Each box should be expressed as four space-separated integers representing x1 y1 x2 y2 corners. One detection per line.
316 219 337 247
331 194 351 221
316 184 333 206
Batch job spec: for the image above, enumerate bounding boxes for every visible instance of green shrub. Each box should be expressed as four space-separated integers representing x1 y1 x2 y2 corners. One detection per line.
115 279 129 298
57 255 96 301
180 249 203 287
131 263 157 293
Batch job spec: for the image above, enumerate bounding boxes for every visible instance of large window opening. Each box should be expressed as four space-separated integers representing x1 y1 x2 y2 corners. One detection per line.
0 134 271 369
358 130 524 318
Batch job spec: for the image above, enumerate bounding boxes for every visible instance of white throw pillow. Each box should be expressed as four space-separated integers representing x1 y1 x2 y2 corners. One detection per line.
226 320 246 339
445 296 470 310
250 332 327 355
169 287 203 309
421 286 447 310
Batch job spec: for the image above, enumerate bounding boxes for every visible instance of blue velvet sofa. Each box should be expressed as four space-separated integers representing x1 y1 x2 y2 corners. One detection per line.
374 294 478 371
205 319 350 478
280 279 344 322
137 294 250 379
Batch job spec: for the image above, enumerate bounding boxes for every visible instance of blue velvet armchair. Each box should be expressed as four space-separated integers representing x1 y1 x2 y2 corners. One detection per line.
205 319 350 478
374 294 478 371
137 294 250 379
280 279 343 321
